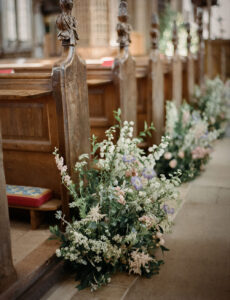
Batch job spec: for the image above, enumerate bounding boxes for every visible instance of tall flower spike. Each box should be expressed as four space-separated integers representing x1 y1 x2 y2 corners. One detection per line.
56 0 79 46
117 0 132 50
172 20 178 53
185 22 192 53
197 8 203 47
150 13 159 50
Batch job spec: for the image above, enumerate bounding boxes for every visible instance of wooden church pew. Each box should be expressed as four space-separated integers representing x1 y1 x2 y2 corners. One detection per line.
0 1 90 224
182 22 196 104
87 0 138 140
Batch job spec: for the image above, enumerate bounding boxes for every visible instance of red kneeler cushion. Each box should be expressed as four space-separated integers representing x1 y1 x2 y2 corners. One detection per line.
7 185 52 207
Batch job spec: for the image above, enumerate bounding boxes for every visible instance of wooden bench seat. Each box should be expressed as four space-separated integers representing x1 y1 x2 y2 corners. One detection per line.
0 89 52 100
9 199 61 230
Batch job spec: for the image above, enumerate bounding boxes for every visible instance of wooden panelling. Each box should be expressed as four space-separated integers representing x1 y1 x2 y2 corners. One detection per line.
137 76 148 134
0 95 58 152
89 82 118 142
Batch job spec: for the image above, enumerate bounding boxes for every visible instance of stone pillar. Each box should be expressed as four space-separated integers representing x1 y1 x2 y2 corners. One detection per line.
0 124 17 293
134 0 147 53
109 0 119 47
32 0 45 58
152 0 158 14
172 20 182 107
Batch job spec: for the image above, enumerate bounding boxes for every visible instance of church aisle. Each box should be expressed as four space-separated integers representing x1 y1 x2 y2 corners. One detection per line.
41 138 230 300
125 138 230 300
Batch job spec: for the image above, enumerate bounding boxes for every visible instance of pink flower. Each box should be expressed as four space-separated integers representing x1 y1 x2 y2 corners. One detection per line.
117 195 126 205
220 113 225 119
164 152 172 160
63 175 72 186
125 170 132 177
178 150 184 159
115 187 126 204
169 159 177 169
191 147 209 160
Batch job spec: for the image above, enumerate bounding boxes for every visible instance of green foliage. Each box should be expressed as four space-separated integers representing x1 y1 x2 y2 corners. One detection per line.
51 110 180 291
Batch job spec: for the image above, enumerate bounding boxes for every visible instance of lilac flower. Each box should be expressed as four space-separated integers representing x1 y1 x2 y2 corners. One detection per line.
201 130 209 140
163 205 175 215
142 168 156 180
131 176 143 191
123 155 136 163
192 112 200 122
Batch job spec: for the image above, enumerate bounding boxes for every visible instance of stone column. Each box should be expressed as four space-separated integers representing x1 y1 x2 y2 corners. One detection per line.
0 124 17 293
134 0 147 53
32 0 45 58
109 0 119 47
151 0 158 14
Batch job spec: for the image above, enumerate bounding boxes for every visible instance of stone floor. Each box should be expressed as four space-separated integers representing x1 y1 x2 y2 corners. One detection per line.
10 213 51 265
41 138 230 300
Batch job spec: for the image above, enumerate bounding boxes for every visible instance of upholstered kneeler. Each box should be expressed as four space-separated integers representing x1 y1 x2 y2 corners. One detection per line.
7 185 52 207
6 185 61 229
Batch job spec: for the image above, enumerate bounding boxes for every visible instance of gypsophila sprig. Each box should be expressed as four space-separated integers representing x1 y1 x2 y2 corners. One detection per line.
50 110 180 291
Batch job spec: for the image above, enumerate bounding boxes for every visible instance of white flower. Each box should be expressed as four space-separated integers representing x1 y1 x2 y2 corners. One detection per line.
85 204 106 223
56 249 61 257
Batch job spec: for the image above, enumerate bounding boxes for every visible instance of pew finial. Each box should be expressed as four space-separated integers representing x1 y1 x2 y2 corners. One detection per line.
172 20 178 53
150 13 159 50
197 8 204 47
185 22 192 53
117 0 132 50
56 0 79 46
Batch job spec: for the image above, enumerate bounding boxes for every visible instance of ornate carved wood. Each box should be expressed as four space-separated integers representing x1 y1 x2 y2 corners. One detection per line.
197 8 205 86
185 22 195 103
53 0 90 217
113 0 137 135
148 13 164 144
172 20 182 107
0 124 17 293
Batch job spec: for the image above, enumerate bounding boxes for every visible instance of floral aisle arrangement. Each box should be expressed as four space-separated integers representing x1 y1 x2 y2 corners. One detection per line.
193 77 230 134
50 110 181 291
155 101 220 182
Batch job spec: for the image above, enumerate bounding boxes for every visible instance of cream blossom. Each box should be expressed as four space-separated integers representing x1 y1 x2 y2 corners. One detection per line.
129 250 153 275
85 204 106 223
